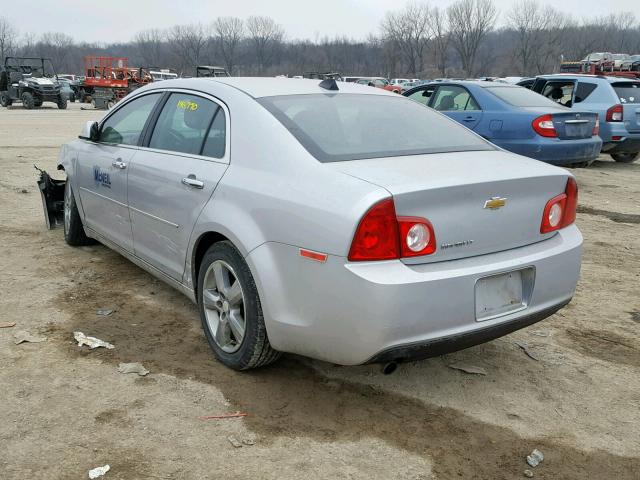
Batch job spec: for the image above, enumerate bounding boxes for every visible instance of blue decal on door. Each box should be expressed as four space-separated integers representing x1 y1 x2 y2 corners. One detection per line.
93 167 111 188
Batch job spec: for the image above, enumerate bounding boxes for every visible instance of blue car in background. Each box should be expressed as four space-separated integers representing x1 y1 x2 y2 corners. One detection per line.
403 81 602 166
525 75 640 163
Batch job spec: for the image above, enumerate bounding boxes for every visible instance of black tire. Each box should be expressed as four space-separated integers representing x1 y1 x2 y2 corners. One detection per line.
611 152 639 163
198 241 281 370
0 91 11 107
22 91 35 109
69 93 75 103
34 99 43 107
57 96 67 110
63 181 93 246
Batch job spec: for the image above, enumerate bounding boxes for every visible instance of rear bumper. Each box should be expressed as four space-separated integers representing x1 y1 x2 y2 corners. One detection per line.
494 137 602 165
368 300 569 363
602 137 640 154
247 225 583 365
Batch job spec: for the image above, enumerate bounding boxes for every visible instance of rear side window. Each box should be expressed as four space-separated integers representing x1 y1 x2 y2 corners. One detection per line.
149 93 219 155
201 108 226 158
486 86 563 108
612 82 640 104
99 93 161 145
574 82 597 103
431 85 480 111
259 93 493 163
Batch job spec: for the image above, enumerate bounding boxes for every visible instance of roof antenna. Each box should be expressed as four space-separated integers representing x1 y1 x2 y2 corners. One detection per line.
319 78 339 91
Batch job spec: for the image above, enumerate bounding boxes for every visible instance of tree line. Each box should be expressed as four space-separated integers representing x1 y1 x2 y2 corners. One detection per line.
0 0 639 79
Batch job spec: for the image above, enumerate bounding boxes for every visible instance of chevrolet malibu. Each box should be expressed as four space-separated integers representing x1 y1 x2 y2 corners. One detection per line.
39 77 583 370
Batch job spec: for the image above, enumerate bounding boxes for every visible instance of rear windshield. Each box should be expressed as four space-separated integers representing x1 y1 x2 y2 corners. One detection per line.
485 86 561 107
612 82 640 104
258 93 493 162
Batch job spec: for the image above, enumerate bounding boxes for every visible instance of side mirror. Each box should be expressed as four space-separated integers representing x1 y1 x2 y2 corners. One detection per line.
79 121 99 142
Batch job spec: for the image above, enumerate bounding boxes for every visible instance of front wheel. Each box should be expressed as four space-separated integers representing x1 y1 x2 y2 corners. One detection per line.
63 181 93 246
611 152 639 163
22 91 35 109
198 241 280 370
57 96 67 109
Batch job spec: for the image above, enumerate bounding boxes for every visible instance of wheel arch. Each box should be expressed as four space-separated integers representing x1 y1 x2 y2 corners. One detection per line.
191 231 234 297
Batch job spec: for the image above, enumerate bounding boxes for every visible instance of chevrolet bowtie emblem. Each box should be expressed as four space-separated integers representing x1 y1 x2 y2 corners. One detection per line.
484 197 507 209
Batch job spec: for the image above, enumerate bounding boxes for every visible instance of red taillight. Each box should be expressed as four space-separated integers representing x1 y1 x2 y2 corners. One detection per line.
348 199 400 261
592 117 600 136
540 177 578 234
532 114 557 138
348 199 436 261
606 104 623 122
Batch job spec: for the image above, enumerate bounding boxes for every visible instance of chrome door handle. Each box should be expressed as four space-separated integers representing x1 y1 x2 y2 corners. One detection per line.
182 176 204 189
112 160 127 169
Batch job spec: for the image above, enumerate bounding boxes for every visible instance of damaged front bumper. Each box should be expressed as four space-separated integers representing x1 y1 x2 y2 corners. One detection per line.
36 167 65 229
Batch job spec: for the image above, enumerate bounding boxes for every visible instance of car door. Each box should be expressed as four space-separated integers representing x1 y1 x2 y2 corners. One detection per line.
126 91 229 281
76 92 163 252
429 85 482 130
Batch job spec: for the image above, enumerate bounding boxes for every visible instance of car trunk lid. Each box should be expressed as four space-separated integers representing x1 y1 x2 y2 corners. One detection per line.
329 150 570 264
523 107 597 139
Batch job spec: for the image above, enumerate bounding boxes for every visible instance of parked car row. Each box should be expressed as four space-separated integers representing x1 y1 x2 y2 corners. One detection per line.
518 75 640 163
403 77 639 165
561 52 640 73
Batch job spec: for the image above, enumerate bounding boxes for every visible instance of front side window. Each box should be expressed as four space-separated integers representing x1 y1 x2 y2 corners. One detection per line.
259 93 493 163
541 82 575 107
431 86 480 111
406 87 435 106
149 93 219 156
99 93 161 145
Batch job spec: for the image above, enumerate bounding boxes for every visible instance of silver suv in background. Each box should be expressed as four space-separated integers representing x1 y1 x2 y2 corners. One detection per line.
526 75 640 163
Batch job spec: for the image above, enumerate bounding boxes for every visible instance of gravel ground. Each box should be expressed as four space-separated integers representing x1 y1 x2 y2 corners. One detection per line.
1 102 639 479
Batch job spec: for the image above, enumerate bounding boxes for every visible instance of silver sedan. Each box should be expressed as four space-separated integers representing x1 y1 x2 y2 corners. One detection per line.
40 77 583 370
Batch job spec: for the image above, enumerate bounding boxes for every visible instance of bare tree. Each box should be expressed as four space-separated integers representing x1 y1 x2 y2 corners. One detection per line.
169 23 210 74
212 17 244 75
447 0 497 76
133 29 166 67
38 32 74 72
0 16 18 60
380 2 432 77
430 6 450 77
246 16 285 74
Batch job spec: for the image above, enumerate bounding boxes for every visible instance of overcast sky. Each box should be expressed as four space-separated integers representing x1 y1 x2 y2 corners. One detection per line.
4 0 640 43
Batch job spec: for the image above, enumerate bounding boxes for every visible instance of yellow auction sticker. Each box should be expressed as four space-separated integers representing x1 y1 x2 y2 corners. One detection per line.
177 100 198 111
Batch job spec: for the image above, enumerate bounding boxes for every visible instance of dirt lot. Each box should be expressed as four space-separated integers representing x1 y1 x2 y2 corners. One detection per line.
1 102 639 480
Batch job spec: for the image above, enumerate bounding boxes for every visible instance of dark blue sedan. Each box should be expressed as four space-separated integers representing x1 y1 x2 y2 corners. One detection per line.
403 81 603 166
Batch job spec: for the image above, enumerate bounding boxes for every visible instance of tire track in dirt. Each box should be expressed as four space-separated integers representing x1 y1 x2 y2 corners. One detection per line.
48 251 640 480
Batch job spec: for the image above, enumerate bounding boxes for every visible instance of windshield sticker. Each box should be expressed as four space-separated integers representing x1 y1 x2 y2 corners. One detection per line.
177 100 198 111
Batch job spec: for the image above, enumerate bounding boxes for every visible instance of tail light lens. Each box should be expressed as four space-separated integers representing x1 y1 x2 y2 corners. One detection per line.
592 117 600 136
532 114 557 137
540 177 578 234
606 104 623 122
348 199 436 261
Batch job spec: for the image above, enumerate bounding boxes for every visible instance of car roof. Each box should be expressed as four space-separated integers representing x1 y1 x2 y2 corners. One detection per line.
535 74 640 84
150 77 398 99
426 80 519 88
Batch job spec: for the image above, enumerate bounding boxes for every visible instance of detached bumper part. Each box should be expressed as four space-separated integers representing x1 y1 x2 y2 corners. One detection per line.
36 168 65 229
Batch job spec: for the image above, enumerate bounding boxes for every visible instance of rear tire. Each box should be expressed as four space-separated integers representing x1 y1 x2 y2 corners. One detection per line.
57 95 67 109
63 181 93 246
198 241 281 370
611 152 639 163
22 92 35 109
